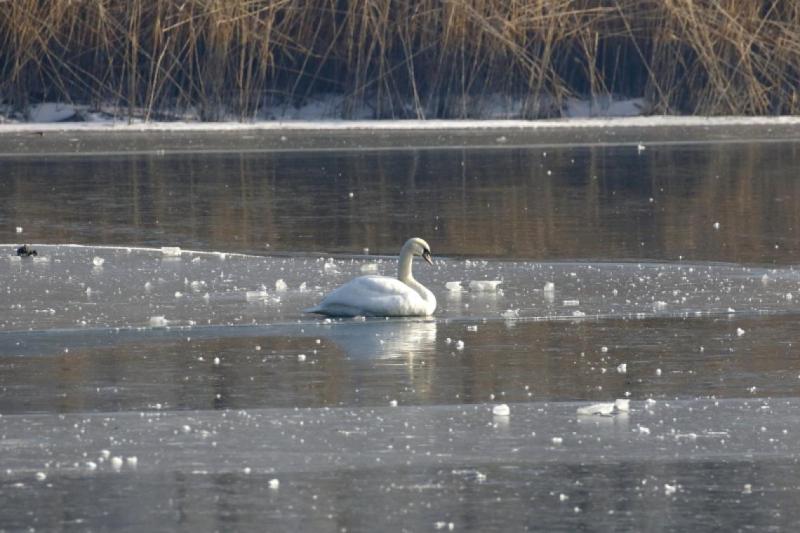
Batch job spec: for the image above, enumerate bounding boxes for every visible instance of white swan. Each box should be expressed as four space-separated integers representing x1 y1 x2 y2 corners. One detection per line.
305 237 437 317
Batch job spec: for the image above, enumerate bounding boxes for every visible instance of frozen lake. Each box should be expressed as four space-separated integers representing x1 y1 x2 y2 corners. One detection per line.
3 133 800 531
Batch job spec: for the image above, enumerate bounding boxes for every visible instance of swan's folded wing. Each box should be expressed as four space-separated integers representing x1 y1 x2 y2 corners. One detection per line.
310 276 425 317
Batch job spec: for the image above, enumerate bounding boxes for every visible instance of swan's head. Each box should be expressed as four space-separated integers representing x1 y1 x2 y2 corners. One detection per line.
403 237 433 265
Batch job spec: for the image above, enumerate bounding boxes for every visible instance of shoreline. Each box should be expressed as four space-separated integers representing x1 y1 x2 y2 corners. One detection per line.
1 116 800 156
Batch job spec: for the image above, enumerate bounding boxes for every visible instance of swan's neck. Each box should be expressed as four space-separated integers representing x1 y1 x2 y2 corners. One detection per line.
397 246 415 284
397 246 436 312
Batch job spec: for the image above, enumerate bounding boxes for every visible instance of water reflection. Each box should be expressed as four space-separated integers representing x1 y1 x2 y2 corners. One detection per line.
320 319 437 360
2 142 800 263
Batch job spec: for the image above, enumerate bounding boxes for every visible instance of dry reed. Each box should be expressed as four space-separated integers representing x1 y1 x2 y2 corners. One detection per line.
1 0 799 120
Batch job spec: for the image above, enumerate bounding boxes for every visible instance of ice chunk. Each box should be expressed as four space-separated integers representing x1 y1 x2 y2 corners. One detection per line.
563 299 580 306
160 246 182 256
360 263 379 273
576 403 615 416
149 316 168 327
551 437 563 444
455 340 465 350
713 222 721 230
614 399 630 412
445 281 463 292
35 472 47 481
469 280 502 292
15 226 23 233
297 354 307 362
616 363 627 374
92 256 105 267
246 290 268 301
492 404 510 416
466 325 478 332
275 279 288 292
543 282 555 293
736 328 746 337
111 457 124 471
126 456 138 467
268 478 280 489
501 309 519 319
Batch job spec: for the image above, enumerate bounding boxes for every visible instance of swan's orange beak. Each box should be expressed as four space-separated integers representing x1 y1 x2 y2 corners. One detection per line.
422 249 433 265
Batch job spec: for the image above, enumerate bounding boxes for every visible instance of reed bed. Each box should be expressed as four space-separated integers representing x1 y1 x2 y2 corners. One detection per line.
1 0 799 120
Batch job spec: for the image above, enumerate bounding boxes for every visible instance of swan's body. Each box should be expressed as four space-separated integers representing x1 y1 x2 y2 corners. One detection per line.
305 238 437 317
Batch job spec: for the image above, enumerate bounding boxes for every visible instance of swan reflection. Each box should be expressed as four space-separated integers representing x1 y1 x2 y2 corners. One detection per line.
318 319 437 360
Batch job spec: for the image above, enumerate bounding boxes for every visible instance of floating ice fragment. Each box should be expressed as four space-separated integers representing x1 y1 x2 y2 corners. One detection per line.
501 309 519 319
737 328 746 337
637 426 651 435
492 404 510 416
126 457 138 467
713 222 720 230
297 354 307 362
100 449 111 459
360 263 379 273
572 310 586 317
389 399 398 407
160 246 182 256
786 293 794 301
543 282 555 292
35 472 47 481
469 280 502 292
445 281 463 292
92 256 104 267
111 457 124 471
174 291 183 298
323 260 338 273
246 290 268 300
466 325 478 332
616 363 627 374
15 226 23 233
655 368 662 376
601 346 608 353
559 493 569 502
268 478 280 489
455 340 465 350
85 461 98 471
637 143 646 152
213 357 220 366
275 279 288 292
563 299 580 306
743 484 753 494
299 282 308 292
149 316 168 327
576 403 615 416
551 437 563 445
664 484 677 495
